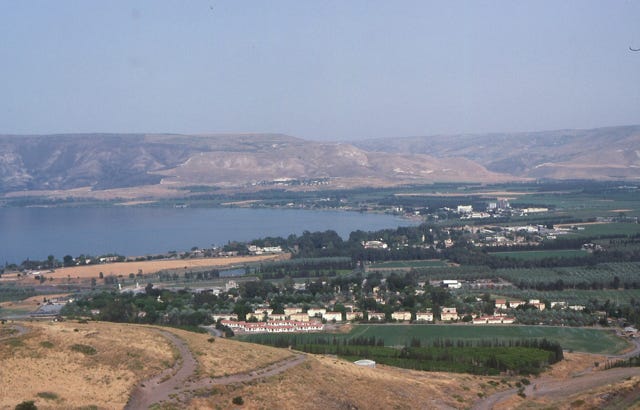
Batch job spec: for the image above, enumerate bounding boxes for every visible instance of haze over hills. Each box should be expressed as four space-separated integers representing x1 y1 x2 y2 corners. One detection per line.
353 125 640 180
1 125 639 197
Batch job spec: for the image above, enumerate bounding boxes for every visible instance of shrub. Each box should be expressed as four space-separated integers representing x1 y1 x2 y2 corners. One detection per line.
14 401 37 410
70 344 97 355
36 392 58 400
39 341 54 348
232 396 244 405
207 337 215 343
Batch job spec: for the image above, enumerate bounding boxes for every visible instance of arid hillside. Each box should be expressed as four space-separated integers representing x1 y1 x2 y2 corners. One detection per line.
2 321 639 410
0 133 508 197
2 125 639 200
354 125 640 180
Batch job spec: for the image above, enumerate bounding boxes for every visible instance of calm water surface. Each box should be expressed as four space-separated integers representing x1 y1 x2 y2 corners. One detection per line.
0 207 415 264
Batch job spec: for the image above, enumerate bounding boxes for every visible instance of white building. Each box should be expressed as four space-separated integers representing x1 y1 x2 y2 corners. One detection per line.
415 311 434 322
442 280 462 289
323 311 343 322
391 311 412 321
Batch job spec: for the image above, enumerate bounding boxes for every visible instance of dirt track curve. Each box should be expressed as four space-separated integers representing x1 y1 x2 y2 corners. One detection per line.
472 337 640 410
125 330 306 409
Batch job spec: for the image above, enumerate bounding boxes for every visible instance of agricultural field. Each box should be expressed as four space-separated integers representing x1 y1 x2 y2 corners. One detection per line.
1 254 288 283
494 262 640 289
485 288 640 306
243 324 630 355
563 223 640 238
509 190 640 218
368 259 450 269
489 249 589 260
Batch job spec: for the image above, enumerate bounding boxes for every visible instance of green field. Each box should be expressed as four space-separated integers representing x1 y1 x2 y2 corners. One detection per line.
564 223 640 237
242 324 630 355
369 260 450 269
341 325 629 354
490 249 588 260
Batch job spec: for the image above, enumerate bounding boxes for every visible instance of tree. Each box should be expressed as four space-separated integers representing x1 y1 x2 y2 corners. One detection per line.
47 255 56 269
63 255 74 267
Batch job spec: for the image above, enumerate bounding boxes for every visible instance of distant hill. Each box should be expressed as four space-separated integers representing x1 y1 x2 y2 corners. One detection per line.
0 133 508 195
1 126 638 197
353 125 640 180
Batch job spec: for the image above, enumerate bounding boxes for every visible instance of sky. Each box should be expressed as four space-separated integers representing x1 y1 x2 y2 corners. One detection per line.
1 1 639 141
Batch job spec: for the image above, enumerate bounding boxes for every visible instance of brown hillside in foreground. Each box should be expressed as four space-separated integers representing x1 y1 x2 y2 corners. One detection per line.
2 321 637 410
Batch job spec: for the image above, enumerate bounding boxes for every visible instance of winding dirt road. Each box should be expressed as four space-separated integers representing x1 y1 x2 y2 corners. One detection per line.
472 338 640 410
0 323 29 340
125 330 306 409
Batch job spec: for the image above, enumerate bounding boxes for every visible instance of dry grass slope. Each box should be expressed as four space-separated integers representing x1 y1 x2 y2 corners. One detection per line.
158 328 294 378
0 321 175 410
189 354 508 410
2 321 628 410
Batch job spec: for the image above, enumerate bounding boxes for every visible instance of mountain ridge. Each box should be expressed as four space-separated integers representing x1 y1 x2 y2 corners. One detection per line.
352 125 640 180
1 125 639 198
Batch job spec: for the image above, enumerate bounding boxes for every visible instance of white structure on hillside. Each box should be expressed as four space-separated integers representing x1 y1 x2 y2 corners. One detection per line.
354 359 376 368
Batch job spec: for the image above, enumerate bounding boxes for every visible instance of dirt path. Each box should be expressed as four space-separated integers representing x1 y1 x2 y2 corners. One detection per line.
124 330 198 409
188 354 306 390
524 367 640 399
125 330 306 409
472 339 640 410
0 323 29 340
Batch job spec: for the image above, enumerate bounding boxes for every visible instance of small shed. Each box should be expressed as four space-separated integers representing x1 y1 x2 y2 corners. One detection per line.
353 359 376 368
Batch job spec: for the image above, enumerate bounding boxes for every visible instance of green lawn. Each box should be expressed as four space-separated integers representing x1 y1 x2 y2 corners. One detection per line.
345 324 630 355
489 249 588 260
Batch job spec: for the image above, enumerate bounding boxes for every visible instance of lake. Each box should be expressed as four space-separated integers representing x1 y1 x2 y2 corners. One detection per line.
0 207 416 264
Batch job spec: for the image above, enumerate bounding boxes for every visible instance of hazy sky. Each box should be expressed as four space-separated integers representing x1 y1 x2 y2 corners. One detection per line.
1 1 639 140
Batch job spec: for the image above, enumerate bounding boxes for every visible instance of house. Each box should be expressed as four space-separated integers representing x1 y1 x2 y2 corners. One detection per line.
345 311 362 321
391 311 412 321
307 308 327 317
255 307 273 316
442 280 461 289
267 314 287 321
473 316 515 324
550 301 567 309
440 307 459 321
529 299 546 311
288 312 309 322
212 313 238 322
220 320 324 333
362 240 388 249
323 311 343 322
495 299 508 310
415 311 433 322
457 205 473 214
284 307 303 316
495 299 525 310
367 311 385 321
